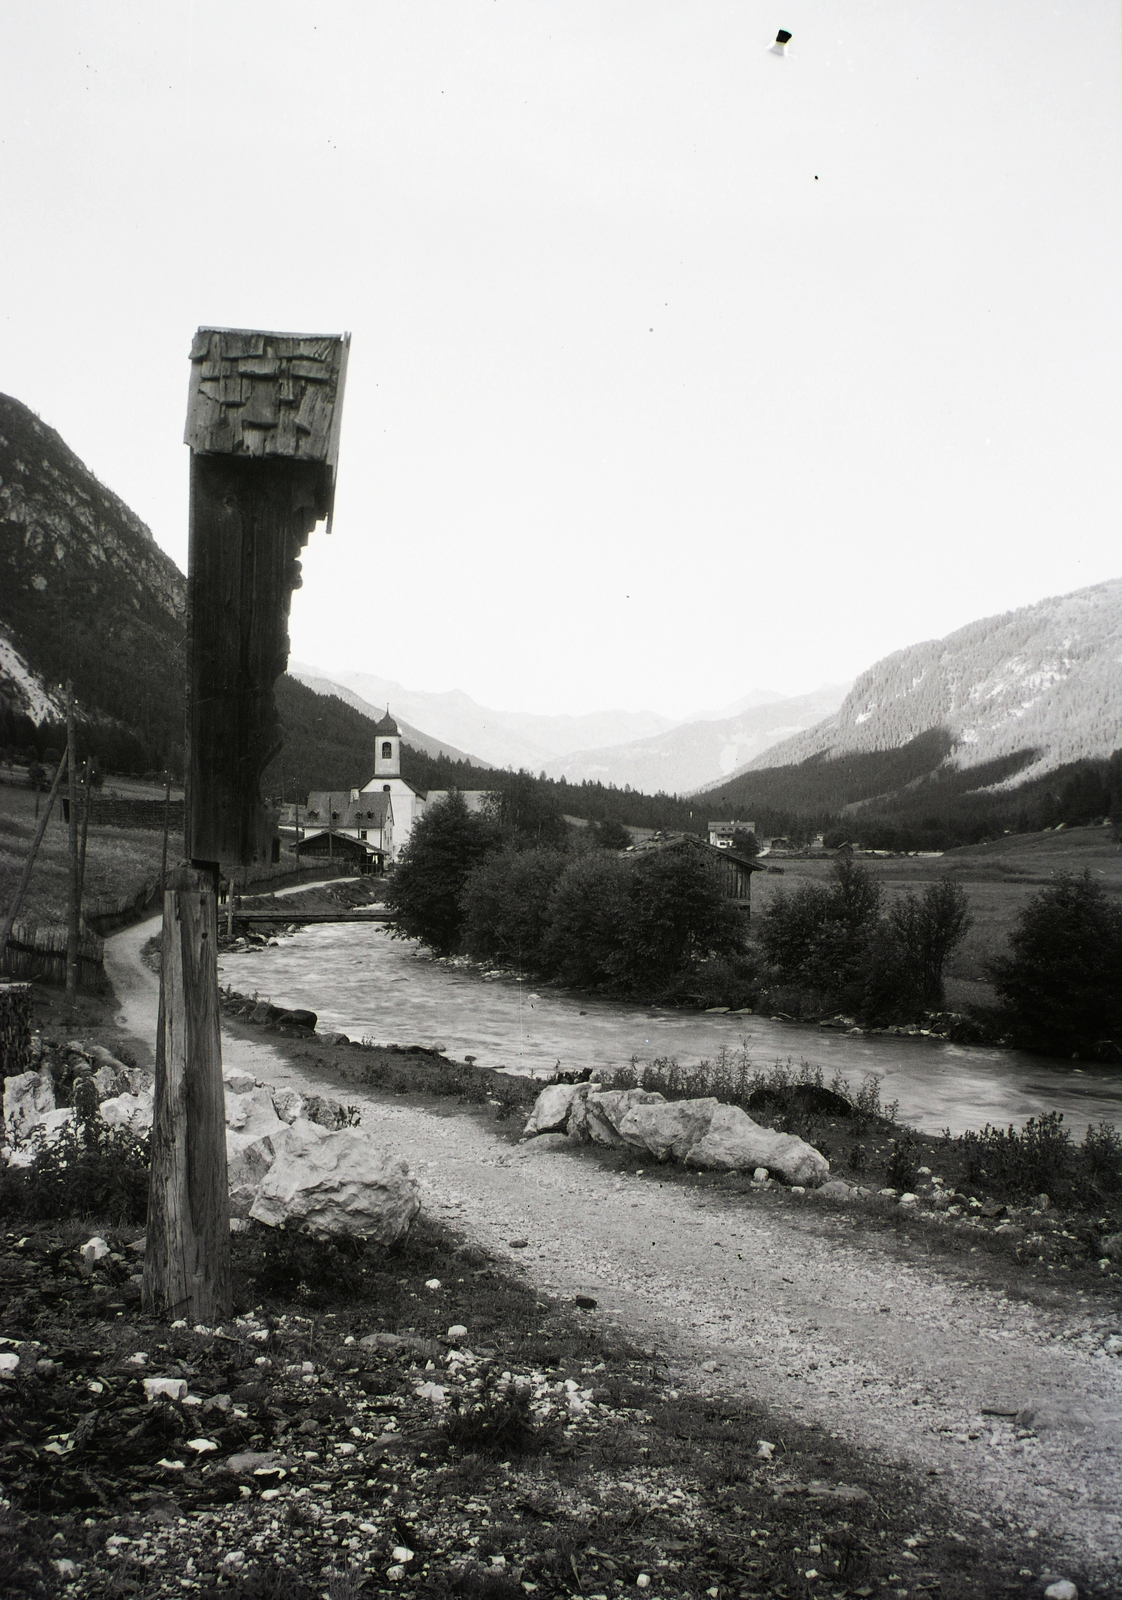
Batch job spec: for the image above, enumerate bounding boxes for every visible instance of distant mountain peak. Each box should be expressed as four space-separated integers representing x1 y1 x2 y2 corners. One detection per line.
748 577 1122 783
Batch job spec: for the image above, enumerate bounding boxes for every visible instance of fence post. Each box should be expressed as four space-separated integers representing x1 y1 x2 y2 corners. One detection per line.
143 864 230 1323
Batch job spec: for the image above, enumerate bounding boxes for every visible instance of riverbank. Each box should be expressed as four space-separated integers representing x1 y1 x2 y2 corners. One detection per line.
5 921 1120 1592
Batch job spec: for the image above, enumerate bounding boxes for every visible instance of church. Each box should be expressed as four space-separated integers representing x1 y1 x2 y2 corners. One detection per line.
360 711 500 861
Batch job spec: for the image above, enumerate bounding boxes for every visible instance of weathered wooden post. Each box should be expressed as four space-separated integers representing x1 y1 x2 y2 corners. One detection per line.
144 328 349 1323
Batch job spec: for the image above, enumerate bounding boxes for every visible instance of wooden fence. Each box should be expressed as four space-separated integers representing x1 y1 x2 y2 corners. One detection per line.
0 922 105 990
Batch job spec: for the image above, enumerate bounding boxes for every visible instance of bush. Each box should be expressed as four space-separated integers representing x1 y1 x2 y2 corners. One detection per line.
986 873 1122 1058
887 876 972 1010
441 1369 550 1457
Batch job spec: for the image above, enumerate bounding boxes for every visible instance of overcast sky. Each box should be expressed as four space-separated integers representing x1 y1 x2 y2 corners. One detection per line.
2 2 1121 719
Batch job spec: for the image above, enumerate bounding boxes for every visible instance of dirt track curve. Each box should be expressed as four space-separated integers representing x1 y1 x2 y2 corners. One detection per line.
104 919 1122 1585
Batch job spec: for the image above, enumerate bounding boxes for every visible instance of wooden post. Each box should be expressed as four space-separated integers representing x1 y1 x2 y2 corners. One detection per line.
143 866 230 1323
143 328 348 1325
0 742 68 969
76 759 91 921
65 690 80 1002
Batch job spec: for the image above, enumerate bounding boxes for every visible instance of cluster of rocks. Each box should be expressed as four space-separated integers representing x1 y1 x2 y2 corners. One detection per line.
2 1037 419 1244
523 1081 829 1186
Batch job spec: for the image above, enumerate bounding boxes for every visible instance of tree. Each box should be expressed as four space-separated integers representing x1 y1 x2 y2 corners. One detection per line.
385 792 500 955
461 847 569 968
499 770 570 847
986 873 1122 1058
544 853 634 988
613 846 743 993
888 876 972 1010
730 828 759 858
593 818 632 851
757 855 882 1004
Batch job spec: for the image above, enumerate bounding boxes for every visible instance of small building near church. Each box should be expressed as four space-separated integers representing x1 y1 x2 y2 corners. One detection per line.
295 830 386 873
304 790 394 858
359 711 499 861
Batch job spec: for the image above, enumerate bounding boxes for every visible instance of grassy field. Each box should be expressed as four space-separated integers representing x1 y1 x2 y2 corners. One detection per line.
749 826 1122 1011
0 778 168 927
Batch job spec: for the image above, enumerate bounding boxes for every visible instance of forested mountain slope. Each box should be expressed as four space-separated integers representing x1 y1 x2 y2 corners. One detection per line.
0 393 185 768
749 578 1122 785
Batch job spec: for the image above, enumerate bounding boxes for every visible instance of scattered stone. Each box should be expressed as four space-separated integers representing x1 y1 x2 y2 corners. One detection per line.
899 1193 919 1206
509 1239 529 1249
575 1295 598 1310
1044 1581 1078 1600
80 1236 110 1263
817 1179 852 1201
447 1324 468 1339
144 1377 188 1402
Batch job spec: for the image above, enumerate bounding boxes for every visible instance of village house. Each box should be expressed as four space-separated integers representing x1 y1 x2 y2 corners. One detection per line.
359 711 499 861
707 819 757 849
293 789 393 873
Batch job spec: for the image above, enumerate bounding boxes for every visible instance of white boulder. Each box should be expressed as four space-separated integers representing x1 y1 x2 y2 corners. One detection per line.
224 1086 285 1137
684 1104 829 1186
99 1091 154 1132
249 1119 421 1242
227 1126 284 1218
270 1089 307 1124
617 1097 719 1162
223 1067 257 1095
4 1106 76 1167
523 1081 599 1137
588 1089 665 1134
4 1069 56 1139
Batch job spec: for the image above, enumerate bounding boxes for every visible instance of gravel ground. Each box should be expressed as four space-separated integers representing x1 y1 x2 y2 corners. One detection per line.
104 922 1122 1588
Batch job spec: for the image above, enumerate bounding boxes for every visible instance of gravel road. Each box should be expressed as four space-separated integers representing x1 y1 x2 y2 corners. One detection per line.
105 920 1122 1586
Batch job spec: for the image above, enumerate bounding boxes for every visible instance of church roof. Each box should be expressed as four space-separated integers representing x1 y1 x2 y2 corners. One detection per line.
373 710 400 736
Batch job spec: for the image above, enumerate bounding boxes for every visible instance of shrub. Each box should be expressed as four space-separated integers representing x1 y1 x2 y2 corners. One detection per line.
614 846 743 994
960 1113 1075 1202
543 853 633 987
442 1369 553 1457
3 1103 150 1224
986 873 1122 1058
757 856 882 1010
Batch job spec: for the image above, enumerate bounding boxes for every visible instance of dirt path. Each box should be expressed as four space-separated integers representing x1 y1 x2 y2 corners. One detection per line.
104 921 1122 1584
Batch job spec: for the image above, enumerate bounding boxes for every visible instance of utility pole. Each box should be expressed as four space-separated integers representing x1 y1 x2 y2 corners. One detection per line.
144 328 348 1325
65 687 80 1004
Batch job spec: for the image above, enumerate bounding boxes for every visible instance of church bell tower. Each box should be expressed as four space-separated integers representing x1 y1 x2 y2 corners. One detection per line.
372 710 401 779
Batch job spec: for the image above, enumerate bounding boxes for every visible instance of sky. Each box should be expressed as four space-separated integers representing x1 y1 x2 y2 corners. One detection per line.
2 1 1121 721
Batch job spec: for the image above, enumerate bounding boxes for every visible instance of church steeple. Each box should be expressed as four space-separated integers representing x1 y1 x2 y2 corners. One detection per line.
373 709 401 779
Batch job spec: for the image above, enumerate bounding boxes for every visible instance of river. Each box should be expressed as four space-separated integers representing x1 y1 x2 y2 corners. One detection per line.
217 923 1122 1137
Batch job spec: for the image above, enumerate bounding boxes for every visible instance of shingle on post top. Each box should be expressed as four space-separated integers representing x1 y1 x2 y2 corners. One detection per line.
185 327 350 524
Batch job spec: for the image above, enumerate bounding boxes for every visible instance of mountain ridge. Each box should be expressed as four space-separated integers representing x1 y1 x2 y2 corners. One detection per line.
746 577 1122 786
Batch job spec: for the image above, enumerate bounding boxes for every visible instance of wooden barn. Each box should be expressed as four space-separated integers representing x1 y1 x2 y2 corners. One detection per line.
628 832 759 912
295 830 386 874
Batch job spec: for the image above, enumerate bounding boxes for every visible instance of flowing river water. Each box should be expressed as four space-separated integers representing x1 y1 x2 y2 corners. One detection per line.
217 922 1122 1137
